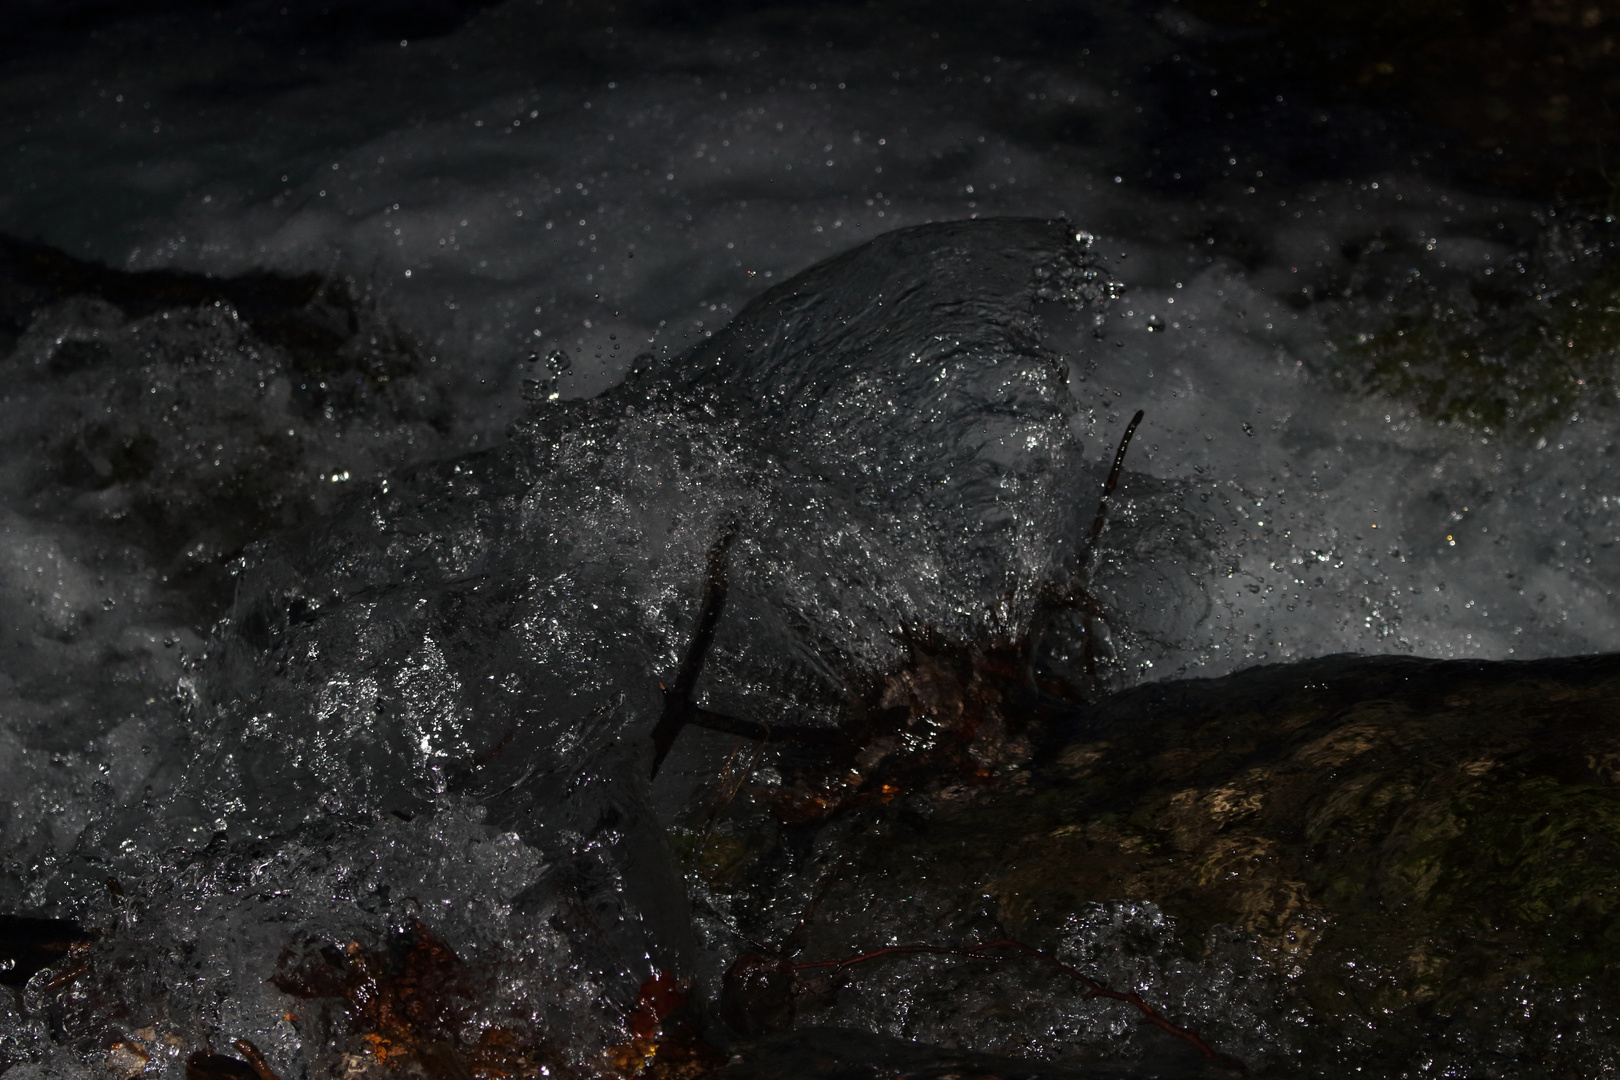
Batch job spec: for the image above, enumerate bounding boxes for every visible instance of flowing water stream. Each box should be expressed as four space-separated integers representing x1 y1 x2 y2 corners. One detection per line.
1 2 1618 1077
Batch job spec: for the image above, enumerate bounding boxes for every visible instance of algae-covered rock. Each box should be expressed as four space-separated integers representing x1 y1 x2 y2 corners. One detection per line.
1326 255 1620 437
997 654 1620 1004
684 651 1620 1076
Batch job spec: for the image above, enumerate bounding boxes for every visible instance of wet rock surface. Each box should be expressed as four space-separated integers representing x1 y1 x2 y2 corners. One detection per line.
683 649 1620 1076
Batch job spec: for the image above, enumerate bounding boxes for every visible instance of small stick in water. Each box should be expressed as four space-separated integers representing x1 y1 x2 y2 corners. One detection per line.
1077 408 1144 576
650 525 739 778
650 525 846 776
1023 408 1145 696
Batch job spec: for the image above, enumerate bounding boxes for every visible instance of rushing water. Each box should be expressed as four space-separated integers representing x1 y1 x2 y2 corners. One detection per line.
1 2 1618 1077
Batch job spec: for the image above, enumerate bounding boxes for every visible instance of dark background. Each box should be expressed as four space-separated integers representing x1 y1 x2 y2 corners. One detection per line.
4 0 1615 205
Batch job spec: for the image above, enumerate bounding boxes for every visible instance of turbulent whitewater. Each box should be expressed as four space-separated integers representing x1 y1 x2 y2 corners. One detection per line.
3 211 1620 1079
1 218 1133 1078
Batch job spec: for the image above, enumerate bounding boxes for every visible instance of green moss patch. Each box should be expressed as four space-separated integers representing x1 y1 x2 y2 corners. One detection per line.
1331 258 1620 436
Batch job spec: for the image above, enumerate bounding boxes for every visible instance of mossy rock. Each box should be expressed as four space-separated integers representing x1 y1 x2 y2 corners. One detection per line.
979 655 1620 1000
1328 257 1620 436
690 651 1620 1072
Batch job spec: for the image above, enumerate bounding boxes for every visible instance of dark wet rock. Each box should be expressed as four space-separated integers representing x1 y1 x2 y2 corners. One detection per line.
0 234 458 618
688 650 1620 1075
722 1028 1220 1080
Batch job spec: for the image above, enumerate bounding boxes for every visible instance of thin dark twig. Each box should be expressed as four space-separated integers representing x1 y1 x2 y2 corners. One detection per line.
1025 408 1144 694
650 524 846 770
792 936 1245 1074
650 525 739 777
672 526 738 705
1077 408 1145 576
